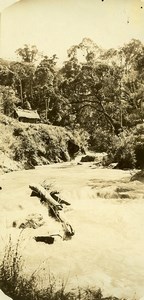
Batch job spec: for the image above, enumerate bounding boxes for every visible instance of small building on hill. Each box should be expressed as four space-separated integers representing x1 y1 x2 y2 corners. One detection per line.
14 108 40 123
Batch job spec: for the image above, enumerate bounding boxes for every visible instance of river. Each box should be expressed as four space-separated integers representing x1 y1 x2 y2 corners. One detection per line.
0 162 144 299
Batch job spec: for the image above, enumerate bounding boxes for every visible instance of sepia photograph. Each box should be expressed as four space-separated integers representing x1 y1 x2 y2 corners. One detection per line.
0 0 144 299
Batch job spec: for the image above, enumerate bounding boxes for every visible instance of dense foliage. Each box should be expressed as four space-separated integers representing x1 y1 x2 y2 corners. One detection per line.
0 39 144 168
0 113 86 173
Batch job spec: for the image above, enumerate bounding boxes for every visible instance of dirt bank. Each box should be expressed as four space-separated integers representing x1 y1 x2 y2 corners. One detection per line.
0 114 86 174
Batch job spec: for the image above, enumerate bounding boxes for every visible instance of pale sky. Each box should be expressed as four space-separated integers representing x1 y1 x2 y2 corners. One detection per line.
0 0 144 64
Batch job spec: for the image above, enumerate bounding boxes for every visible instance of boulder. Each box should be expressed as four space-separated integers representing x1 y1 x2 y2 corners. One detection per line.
12 213 45 229
118 193 130 199
81 155 96 162
131 170 144 182
108 163 118 169
34 236 55 244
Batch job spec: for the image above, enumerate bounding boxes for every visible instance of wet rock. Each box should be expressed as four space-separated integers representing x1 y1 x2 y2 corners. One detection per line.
96 185 119 199
115 187 133 193
34 236 55 244
131 170 144 182
24 161 35 170
118 193 130 199
13 213 45 229
81 155 96 162
96 185 131 199
108 163 118 169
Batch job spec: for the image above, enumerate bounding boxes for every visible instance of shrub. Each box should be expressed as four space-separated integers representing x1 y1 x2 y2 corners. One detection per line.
13 127 24 137
89 128 114 153
133 124 144 168
72 128 89 151
105 130 136 169
13 134 37 163
135 142 144 169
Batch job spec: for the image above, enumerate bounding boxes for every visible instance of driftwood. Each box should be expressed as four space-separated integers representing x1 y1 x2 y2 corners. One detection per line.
50 191 71 206
29 183 74 240
34 236 55 244
34 234 62 244
30 188 70 206
29 184 63 210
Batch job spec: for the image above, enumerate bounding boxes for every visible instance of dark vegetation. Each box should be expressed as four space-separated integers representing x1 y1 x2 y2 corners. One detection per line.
0 114 87 173
1 38 144 169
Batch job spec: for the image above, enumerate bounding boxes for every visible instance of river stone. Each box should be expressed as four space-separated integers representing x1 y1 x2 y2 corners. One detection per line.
13 213 45 229
131 170 144 182
118 193 130 199
81 155 96 162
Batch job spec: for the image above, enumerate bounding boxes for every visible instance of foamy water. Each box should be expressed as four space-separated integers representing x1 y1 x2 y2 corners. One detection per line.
0 163 144 299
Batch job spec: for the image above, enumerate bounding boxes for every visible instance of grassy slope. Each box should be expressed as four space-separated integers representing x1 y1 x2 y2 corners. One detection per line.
0 114 85 174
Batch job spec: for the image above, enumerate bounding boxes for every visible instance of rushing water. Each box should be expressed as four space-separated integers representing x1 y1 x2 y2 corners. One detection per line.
0 162 144 299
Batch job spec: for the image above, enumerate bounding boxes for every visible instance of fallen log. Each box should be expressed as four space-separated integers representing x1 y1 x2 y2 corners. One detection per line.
29 184 63 210
51 208 75 239
34 234 62 244
29 183 74 240
50 191 71 206
34 236 55 244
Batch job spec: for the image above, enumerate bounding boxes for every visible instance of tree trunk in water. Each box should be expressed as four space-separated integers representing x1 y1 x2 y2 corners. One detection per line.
29 184 63 210
29 184 74 240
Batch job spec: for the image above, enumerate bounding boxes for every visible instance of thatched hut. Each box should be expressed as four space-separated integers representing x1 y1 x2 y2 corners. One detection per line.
14 108 40 123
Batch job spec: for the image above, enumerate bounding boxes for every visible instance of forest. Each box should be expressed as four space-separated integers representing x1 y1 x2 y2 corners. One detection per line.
0 38 144 169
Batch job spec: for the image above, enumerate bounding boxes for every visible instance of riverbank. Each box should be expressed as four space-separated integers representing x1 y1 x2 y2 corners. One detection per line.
0 113 87 174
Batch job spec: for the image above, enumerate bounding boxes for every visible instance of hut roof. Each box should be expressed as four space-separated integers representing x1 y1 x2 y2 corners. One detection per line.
15 108 40 120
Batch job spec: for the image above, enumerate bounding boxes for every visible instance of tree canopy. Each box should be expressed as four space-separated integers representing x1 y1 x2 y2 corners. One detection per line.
0 40 144 135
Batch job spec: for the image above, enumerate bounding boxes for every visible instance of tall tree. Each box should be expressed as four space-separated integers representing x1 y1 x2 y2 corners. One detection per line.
33 55 68 123
0 85 19 116
15 44 39 63
10 62 35 106
60 48 122 133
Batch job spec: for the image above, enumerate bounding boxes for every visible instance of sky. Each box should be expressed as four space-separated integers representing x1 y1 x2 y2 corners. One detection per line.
0 0 144 64
0 0 19 11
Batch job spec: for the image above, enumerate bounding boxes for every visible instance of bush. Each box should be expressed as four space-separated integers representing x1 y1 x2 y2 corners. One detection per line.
135 142 144 169
72 128 89 152
105 130 136 169
89 128 114 152
89 124 144 169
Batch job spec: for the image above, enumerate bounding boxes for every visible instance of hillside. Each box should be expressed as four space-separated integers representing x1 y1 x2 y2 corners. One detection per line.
0 114 86 174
